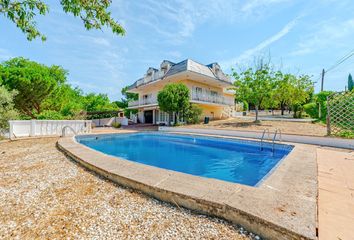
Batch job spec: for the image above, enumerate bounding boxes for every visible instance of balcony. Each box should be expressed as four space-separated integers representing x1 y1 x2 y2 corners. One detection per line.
191 91 234 106
128 95 158 108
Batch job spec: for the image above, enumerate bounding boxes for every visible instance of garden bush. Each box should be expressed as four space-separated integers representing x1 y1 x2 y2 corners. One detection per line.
111 122 121 128
303 102 318 118
303 101 327 122
186 104 203 124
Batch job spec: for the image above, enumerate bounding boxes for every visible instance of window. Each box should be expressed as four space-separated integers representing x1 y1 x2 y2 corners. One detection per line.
156 110 169 123
195 87 202 100
196 87 202 94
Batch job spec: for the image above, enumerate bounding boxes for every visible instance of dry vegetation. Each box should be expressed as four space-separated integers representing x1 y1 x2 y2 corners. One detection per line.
0 138 257 239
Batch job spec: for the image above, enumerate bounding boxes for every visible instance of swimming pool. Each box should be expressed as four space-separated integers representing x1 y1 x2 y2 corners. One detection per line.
76 133 293 186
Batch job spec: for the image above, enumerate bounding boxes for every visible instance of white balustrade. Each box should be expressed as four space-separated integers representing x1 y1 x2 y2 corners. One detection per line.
128 90 234 107
8 120 92 139
128 95 158 107
191 90 234 106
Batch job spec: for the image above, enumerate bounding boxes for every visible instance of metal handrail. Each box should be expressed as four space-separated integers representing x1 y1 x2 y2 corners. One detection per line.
61 125 77 137
260 129 270 151
272 129 282 153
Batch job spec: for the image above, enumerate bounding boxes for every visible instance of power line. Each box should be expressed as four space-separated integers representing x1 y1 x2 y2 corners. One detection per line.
325 48 354 73
318 48 354 91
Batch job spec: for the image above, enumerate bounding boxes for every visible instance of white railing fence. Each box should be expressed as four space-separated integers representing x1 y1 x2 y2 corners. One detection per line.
8 120 92 139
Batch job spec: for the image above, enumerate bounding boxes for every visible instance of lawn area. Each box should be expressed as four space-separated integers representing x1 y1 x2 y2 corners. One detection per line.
0 138 255 239
183 117 327 137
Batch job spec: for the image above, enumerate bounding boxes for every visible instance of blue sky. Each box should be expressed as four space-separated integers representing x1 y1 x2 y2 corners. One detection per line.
1 0 354 100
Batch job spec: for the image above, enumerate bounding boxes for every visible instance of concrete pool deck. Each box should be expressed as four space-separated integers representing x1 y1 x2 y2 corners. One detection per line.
160 127 354 150
317 147 354 239
57 133 318 240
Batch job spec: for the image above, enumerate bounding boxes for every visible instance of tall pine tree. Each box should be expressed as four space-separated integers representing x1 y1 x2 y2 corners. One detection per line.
348 74 354 91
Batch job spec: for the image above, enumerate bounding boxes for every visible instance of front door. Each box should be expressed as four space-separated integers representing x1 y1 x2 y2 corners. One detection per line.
144 110 153 123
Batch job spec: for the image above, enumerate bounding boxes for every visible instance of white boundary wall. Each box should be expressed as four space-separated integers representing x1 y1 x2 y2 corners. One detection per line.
91 117 128 127
8 120 92 139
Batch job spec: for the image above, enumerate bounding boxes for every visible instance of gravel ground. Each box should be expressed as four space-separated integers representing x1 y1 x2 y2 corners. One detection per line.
183 118 327 136
0 138 258 239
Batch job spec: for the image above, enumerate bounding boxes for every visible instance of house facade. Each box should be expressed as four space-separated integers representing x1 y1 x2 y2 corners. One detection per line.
127 59 235 124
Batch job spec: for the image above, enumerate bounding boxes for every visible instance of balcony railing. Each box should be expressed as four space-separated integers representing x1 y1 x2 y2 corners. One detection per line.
128 92 234 107
128 96 158 107
191 91 234 106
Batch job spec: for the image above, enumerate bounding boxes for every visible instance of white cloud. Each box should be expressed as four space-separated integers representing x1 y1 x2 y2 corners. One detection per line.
220 17 299 68
241 0 290 14
79 35 111 47
92 37 111 47
291 18 354 56
121 0 292 45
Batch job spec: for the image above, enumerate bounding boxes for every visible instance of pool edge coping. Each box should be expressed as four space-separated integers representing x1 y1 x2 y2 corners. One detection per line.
57 133 317 240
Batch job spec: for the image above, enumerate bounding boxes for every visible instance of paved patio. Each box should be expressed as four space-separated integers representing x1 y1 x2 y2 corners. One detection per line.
317 147 354 239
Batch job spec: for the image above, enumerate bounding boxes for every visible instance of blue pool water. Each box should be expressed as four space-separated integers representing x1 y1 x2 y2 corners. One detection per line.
77 133 293 186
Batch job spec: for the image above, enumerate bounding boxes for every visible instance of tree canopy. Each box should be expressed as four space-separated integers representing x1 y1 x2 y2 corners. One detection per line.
113 86 138 116
0 57 118 119
0 57 67 117
232 64 274 121
157 83 190 124
84 93 116 112
232 62 314 120
0 0 125 41
0 86 18 133
348 73 354 91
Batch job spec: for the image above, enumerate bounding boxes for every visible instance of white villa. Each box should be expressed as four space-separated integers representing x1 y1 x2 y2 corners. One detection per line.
127 59 235 125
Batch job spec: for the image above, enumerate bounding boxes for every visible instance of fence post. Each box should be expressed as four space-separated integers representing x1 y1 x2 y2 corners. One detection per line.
9 121 14 140
30 120 36 137
326 96 331 136
88 121 92 133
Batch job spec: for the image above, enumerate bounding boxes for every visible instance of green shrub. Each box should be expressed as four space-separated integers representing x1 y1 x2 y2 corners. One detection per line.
111 122 121 128
303 102 318 118
335 130 354 139
186 104 203 124
303 102 327 122
36 110 64 120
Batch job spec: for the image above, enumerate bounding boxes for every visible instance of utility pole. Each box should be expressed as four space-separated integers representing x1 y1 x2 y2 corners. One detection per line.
321 68 325 91
319 69 325 119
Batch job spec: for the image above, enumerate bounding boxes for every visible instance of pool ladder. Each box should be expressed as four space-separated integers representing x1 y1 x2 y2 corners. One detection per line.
260 129 282 154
